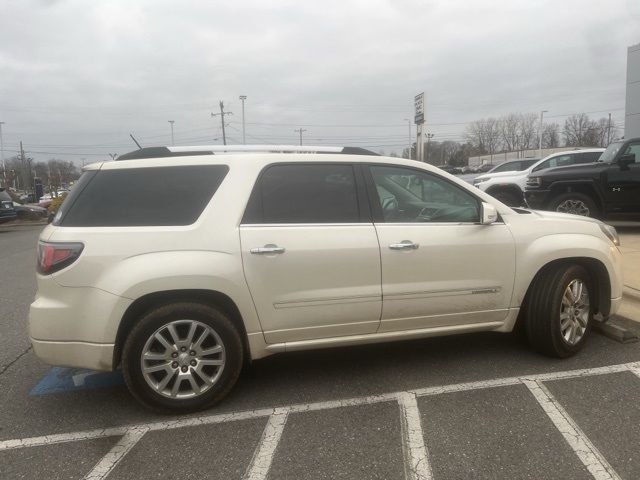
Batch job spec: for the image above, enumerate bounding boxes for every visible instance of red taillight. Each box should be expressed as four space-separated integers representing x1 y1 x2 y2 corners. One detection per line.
37 241 84 275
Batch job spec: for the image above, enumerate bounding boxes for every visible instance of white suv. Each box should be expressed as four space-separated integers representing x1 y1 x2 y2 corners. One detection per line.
30 145 623 412
473 149 605 206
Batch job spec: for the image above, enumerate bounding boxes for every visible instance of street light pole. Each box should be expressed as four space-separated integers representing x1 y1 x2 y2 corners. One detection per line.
294 128 307 146
239 95 247 144
538 110 548 159
168 120 175 146
403 118 412 159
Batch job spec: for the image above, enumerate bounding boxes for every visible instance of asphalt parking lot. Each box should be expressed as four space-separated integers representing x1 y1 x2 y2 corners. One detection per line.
2 225 640 480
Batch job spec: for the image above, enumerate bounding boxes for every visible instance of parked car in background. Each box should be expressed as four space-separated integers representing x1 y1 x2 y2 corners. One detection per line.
0 188 18 224
473 149 604 206
525 138 640 219
12 201 48 220
30 144 623 412
487 158 540 174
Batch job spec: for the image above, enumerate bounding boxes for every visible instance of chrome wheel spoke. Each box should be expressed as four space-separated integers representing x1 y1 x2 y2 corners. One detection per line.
154 332 173 351
143 362 171 374
199 359 224 367
193 366 214 386
143 351 170 361
171 376 183 398
560 279 590 346
186 322 198 344
156 369 177 392
200 345 223 356
187 374 201 395
166 324 181 346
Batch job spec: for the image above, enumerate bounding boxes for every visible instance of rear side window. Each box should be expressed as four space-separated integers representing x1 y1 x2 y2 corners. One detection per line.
243 164 359 223
59 165 228 227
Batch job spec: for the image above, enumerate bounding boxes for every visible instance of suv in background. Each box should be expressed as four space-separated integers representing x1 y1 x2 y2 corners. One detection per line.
0 188 17 224
525 138 640 219
30 145 623 412
473 149 604 206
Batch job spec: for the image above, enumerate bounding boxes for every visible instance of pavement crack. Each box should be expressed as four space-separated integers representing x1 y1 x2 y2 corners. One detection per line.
0 345 32 377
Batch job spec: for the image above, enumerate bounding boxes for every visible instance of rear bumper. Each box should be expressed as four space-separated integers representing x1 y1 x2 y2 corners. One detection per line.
524 189 551 209
30 338 114 371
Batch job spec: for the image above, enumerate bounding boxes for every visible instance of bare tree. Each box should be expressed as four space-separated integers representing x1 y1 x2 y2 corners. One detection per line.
541 122 560 148
518 113 538 150
499 113 520 152
563 114 597 147
464 118 502 157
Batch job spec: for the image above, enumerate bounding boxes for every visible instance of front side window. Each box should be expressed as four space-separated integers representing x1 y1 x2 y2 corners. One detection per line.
369 165 479 223
623 143 640 163
533 154 573 172
243 164 359 224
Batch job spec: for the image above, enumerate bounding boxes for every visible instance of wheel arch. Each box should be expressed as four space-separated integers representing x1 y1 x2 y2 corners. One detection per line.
546 181 604 211
515 256 612 330
113 289 253 369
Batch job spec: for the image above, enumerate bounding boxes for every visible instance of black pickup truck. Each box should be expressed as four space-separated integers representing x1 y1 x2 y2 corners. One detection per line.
524 137 640 220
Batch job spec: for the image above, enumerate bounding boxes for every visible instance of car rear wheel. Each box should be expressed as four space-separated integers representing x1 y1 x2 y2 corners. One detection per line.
122 302 243 413
550 192 598 218
525 264 593 357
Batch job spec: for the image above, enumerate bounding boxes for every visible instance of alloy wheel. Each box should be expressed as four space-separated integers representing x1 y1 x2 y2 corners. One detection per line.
140 320 226 399
559 279 590 346
556 199 590 216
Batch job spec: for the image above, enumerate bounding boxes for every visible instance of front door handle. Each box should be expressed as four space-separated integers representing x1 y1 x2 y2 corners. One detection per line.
250 244 285 254
389 241 419 250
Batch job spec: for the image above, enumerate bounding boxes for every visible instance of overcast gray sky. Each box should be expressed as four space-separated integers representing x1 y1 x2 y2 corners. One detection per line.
1 0 639 161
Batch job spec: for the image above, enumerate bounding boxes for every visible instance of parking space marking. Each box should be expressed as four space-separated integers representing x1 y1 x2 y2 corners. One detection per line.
243 409 289 480
3 361 640 480
522 379 620 480
84 428 148 480
398 392 433 480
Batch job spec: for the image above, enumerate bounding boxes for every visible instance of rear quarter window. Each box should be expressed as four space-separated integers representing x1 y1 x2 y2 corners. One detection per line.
58 165 229 227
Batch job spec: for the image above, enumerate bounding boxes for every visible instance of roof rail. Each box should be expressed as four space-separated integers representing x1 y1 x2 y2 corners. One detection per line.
116 145 379 160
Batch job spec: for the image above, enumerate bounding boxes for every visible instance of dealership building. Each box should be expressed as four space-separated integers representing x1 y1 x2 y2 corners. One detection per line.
626 43 640 139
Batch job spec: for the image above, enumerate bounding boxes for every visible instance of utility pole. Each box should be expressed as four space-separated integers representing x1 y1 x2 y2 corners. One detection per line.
211 101 232 145
425 133 434 164
403 118 412 159
538 110 548 158
0 122 5 187
607 113 612 145
239 95 247 144
294 128 307 146
168 120 175 146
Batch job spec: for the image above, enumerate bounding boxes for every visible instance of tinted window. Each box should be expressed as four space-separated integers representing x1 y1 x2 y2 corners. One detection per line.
578 152 602 163
624 143 640 163
532 154 573 172
370 165 479 223
59 165 228 227
490 161 521 173
243 164 359 223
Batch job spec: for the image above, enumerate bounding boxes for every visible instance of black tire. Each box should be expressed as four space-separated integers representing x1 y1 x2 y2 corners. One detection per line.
549 192 599 218
491 190 521 207
122 302 243 413
525 264 593 358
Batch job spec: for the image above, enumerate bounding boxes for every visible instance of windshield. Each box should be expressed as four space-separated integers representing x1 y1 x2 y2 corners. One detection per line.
599 142 623 163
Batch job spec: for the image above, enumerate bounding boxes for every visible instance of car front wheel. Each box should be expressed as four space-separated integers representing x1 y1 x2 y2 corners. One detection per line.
122 302 243 413
525 264 593 357
549 192 598 218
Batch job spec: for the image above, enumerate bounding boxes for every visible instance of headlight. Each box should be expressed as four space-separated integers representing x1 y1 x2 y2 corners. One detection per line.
599 223 620 246
526 177 542 188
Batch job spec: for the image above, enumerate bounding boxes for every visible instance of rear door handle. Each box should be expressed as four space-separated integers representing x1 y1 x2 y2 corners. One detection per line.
250 244 285 254
389 241 419 250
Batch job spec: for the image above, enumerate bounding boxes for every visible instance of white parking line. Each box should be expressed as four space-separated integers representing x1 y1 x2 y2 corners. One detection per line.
243 408 289 480
522 379 620 480
398 392 433 480
83 428 148 480
1 361 639 480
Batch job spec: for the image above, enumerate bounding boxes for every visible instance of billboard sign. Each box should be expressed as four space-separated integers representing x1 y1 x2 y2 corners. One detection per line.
414 92 424 124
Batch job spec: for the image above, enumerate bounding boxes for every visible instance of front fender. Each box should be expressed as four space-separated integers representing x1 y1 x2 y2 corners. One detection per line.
512 234 622 308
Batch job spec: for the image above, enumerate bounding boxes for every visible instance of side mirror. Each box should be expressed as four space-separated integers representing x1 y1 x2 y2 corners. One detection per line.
481 202 498 225
618 153 635 170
